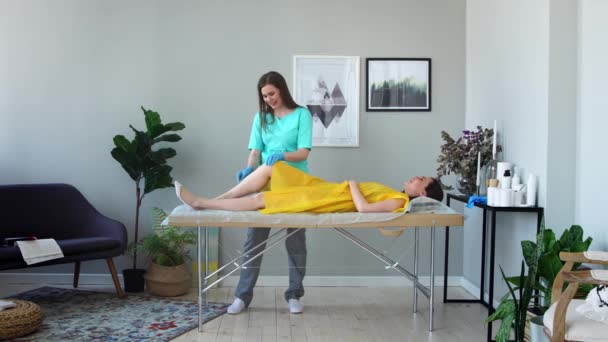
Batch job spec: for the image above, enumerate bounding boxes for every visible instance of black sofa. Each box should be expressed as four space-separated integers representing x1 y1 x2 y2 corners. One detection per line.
0 183 127 297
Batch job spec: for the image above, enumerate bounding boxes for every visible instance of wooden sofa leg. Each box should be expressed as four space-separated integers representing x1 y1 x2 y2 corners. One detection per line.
73 261 81 288
106 258 126 298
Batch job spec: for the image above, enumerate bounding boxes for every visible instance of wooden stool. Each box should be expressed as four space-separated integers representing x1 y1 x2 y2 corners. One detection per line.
0 299 43 339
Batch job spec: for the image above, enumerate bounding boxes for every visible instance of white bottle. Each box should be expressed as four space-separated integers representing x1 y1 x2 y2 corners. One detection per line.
511 167 521 190
527 174 537 206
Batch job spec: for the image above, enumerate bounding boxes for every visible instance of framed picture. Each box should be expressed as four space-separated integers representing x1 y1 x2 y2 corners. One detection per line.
366 58 431 112
293 55 360 147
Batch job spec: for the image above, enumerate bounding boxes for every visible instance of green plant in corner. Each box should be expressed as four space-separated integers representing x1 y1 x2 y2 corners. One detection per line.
136 208 197 267
537 225 593 305
487 220 545 342
506 224 593 311
111 106 185 270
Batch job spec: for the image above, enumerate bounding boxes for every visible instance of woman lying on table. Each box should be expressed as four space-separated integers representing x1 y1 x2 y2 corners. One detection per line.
175 161 443 214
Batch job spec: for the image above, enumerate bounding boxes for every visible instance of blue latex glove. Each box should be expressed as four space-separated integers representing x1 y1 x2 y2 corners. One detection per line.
265 152 285 166
466 195 487 208
235 166 254 183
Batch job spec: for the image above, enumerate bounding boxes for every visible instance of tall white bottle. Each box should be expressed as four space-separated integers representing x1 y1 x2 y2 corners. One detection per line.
526 174 537 206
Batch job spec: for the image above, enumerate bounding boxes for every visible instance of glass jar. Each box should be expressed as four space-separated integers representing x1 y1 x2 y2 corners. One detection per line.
456 176 477 196
483 158 498 195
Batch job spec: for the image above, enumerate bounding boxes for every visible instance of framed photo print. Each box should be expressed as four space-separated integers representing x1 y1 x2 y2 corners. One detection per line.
366 58 431 112
293 55 360 147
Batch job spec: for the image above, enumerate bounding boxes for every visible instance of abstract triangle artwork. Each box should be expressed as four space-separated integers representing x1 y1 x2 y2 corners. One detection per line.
306 77 347 128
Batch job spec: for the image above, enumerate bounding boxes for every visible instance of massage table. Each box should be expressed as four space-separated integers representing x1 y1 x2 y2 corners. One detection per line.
166 197 463 332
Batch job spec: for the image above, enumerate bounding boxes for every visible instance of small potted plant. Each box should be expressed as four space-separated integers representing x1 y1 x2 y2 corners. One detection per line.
136 208 197 297
436 126 501 195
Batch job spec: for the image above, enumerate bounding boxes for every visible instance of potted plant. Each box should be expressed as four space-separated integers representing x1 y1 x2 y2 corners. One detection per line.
137 208 197 297
487 221 545 342
436 126 501 195
488 223 593 342
534 225 593 306
111 106 185 292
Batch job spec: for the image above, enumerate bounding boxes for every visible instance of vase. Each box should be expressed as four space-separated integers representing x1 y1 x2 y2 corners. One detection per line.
456 176 477 196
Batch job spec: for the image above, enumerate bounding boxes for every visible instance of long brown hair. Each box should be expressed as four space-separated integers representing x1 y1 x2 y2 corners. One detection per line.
257 71 299 131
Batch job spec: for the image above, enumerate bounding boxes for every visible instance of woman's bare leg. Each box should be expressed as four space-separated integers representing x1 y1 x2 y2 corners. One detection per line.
175 182 266 211
214 164 273 200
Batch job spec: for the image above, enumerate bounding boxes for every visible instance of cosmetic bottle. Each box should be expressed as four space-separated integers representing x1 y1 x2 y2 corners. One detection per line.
527 174 537 206
511 167 521 190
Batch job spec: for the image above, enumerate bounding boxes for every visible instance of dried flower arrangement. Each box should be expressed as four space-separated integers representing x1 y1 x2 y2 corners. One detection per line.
436 126 501 194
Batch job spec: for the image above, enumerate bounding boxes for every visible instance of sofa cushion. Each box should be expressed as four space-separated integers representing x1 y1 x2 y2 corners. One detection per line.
0 237 122 261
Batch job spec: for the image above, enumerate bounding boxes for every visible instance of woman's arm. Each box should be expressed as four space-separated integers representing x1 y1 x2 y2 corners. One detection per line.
246 149 261 168
283 148 310 163
348 180 405 213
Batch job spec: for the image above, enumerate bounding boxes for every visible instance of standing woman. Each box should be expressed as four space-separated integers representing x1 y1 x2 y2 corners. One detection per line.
229 71 312 314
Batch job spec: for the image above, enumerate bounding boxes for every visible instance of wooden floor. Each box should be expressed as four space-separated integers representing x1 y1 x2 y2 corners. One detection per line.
1 284 488 341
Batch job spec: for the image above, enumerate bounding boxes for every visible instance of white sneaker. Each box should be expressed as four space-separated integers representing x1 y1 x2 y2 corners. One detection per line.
227 297 245 315
288 298 303 314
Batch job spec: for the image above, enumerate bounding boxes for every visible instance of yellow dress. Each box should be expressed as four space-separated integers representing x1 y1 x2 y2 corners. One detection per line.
260 162 409 214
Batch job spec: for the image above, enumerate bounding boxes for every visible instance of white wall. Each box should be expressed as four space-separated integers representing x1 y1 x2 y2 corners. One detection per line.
465 0 551 294
576 0 608 250
465 0 606 303
546 0 577 229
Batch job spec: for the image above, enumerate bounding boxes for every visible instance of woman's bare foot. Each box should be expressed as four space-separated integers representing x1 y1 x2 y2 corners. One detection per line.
175 181 206 209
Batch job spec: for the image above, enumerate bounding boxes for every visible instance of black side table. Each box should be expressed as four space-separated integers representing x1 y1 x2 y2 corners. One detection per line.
442 192 543 342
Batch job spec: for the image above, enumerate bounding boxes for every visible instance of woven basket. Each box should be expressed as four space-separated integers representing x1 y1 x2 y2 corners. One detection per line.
0 299 43 340
144 263 192 297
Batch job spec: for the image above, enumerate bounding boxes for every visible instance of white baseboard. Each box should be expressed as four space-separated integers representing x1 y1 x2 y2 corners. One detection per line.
0 272 124 286
220 275 463 287
460 276 500 308
0 272 463 288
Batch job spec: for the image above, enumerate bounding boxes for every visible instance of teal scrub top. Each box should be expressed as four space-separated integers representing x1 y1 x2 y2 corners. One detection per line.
248 106 312 173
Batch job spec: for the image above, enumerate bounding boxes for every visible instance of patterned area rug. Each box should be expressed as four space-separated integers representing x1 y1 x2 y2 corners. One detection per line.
6 286 227 341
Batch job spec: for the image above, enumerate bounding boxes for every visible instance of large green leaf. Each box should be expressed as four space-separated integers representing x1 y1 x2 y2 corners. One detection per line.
131 126 151 154
153 134 182 144
487 298 515 322
542 229 558 254
113 135 132 152
111 147 140 181
570 240 592 253
538 254 562 286
147 123 185 140
521 240 536 268
143 164 173 194
142 107 161 136
164 122 185 132
487 298 516 342
149 148 177 164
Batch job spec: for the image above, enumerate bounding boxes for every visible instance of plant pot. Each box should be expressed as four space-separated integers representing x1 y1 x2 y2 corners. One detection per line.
529 315 549 342
123 268 146 293
144 263 191 297
525 307 549 342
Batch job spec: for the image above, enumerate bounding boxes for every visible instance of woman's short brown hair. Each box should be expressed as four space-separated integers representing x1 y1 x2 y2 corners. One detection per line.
424 178 444 202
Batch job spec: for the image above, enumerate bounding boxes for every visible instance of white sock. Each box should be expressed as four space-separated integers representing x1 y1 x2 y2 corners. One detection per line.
227 297 245 315
174 181 193 209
